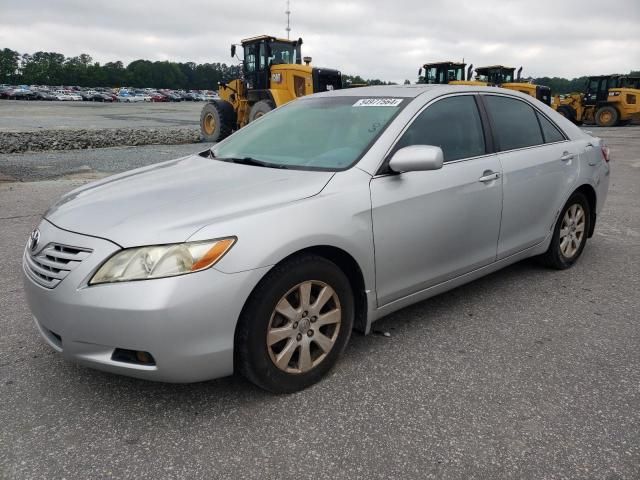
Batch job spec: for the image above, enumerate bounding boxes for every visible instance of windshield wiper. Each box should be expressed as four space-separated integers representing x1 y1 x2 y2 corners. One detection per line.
215 156 289 169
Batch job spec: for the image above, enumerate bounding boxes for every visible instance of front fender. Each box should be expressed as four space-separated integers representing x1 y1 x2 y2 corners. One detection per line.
187 167 376 291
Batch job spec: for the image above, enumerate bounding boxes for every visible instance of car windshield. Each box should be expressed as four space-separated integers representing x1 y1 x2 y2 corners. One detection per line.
212 96 407 171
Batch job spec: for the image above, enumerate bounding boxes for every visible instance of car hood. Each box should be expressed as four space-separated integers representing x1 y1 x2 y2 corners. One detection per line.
45 154 334 247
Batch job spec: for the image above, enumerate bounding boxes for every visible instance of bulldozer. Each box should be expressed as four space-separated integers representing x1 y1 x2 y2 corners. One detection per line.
419 62 551 105
200 35 343 142
552 75 640 126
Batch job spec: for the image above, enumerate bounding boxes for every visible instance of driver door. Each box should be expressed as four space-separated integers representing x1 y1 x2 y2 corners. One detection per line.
370 94 503 306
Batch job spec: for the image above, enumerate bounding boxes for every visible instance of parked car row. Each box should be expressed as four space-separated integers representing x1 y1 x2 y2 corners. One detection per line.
0 84 219 103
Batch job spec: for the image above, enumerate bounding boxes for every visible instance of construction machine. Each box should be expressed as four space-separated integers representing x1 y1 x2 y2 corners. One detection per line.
420 61 480 86
200 35 343 142
474 65 551 105
552 75 640 126
419 62 551 105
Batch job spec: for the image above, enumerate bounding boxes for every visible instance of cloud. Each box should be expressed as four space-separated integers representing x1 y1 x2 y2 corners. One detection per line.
0 0 638 83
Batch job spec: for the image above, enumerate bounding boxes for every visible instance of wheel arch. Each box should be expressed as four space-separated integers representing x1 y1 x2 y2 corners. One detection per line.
573 184 598 238
237 245 369 336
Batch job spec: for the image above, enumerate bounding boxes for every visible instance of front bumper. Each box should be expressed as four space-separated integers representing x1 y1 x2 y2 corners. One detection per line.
22 219 270 383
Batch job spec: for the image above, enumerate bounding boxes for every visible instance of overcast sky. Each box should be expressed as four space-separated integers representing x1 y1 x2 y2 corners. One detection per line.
1 0 638 83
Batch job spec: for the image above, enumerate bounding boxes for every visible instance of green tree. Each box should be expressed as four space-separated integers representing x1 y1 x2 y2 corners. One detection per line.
0 48 20 83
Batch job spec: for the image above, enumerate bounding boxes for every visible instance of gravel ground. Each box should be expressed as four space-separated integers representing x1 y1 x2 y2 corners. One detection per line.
0 100 202 132
0 143 213 182
0 100 205 153
0 127 638 479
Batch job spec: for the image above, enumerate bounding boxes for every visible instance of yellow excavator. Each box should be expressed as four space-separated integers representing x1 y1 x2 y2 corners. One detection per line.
419 62 551 105
200 35 343 141
552 75 640 126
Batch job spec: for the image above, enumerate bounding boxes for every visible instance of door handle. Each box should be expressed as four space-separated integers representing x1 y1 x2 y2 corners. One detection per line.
478 171 500 183
560 152 575 161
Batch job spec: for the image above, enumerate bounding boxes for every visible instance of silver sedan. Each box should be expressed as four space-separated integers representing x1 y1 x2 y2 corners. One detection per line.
22 85 610 393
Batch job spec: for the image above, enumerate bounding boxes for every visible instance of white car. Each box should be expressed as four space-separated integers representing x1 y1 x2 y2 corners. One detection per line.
53 90 73 101
117 93 144 103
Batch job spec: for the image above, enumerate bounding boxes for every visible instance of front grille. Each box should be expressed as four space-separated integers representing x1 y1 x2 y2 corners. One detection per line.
24 243 92 288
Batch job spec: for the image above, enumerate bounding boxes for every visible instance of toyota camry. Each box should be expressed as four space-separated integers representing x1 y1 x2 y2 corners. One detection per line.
23 85 610 393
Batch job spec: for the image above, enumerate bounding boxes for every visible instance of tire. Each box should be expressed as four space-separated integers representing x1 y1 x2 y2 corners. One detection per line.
595 105 619 127
235 254 354 393
539 192 591 269
200 100 236 142
249 100 275 123
557 106 576 123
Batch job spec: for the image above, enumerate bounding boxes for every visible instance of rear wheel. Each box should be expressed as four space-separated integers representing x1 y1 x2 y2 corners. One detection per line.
200 100 235 142
539 192 591 269
249 100 275 123
595 106 619 127
235 254 354 393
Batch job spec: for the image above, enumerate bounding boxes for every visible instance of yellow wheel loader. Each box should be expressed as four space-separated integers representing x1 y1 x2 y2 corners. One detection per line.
200 35 342 142
420 62 483 86
552 75 640 127
474 65 551 105
419 62 551 105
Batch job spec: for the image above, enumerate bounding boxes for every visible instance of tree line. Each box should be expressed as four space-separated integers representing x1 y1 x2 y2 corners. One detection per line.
0 48 392 90
0 48 242 90
1 48 637 93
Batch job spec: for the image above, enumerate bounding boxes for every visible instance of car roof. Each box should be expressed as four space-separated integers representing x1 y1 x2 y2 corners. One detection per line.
311 84 534 100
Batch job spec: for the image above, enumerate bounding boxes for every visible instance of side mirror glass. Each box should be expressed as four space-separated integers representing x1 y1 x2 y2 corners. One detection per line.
388 145 444 173
231 45 236 58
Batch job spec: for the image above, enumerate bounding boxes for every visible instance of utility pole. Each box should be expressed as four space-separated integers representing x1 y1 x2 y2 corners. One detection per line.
286 0 291 39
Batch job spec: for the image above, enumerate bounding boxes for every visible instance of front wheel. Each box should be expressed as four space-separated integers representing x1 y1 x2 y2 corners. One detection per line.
235 255 354 393
540 192 591 269
200 100 235 142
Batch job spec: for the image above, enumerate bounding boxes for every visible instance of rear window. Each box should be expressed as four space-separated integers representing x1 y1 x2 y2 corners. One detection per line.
537 112 565 143
484 95 544 151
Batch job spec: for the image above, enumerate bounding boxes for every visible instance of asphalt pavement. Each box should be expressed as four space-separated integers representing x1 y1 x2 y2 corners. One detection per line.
0 126 638 479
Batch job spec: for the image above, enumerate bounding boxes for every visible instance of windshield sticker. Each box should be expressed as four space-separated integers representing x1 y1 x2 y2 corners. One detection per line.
353 98 403 107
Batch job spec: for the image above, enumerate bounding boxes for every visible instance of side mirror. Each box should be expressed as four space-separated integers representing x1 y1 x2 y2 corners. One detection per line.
388 145 444 173
231 45 236 58
418 67 423 77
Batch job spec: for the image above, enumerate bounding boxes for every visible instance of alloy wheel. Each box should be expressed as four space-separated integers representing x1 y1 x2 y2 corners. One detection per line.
559 204 585 258
267 280 342 374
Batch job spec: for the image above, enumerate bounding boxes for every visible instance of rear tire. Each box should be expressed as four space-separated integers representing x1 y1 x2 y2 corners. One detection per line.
200 100 236 142
235 254 354 394
539 192 591 270
249 100 275 123
595 105 619 127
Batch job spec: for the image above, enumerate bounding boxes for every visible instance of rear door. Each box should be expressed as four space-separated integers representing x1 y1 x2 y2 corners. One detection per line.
481 94 580 259
370 94 503 306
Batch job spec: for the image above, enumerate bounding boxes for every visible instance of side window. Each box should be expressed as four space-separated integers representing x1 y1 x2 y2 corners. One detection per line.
484 96 543 151
537 112 565 143
395 96 485 162
244 45 256 73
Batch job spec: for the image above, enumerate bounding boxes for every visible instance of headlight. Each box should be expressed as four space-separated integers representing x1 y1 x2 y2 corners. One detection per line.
89 237 236 285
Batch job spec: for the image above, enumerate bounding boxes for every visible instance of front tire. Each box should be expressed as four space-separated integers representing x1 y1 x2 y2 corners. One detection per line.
235 254 354 393
200 100 236 142
540 192 591 269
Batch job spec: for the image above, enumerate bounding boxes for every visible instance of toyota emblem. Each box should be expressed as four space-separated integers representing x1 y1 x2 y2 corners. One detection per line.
30 229 40 252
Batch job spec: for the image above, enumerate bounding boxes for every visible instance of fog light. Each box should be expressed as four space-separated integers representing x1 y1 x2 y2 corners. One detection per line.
112 348 156 366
